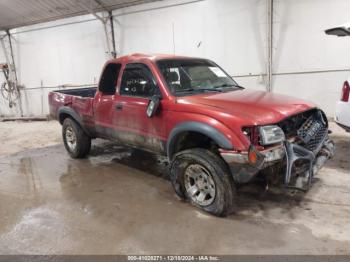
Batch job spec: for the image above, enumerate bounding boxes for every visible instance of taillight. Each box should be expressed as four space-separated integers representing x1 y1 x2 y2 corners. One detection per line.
341 81 350 102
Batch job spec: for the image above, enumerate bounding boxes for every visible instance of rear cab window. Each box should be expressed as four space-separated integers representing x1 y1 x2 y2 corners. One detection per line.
99 63 122 95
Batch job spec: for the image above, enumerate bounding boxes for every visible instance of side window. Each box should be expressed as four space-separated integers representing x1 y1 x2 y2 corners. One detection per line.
99 63 121 95
120 64 158 98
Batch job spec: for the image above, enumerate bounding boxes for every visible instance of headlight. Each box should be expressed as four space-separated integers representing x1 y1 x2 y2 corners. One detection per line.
259 125 285 145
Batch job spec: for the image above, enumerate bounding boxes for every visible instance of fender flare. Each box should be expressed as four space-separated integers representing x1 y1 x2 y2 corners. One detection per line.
167 121 233 159
57 106 91 135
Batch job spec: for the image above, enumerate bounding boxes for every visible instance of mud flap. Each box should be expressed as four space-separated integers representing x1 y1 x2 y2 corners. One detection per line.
284 141 315 191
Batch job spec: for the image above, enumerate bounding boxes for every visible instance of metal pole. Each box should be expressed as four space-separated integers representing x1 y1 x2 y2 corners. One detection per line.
6 30 18 83
267 0 273 92
40 80 44 116
109 11 116 58
102 22 112 57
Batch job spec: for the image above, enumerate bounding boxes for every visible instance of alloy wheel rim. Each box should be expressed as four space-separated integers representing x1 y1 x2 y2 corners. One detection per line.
184 164 216 206
65 126 77 151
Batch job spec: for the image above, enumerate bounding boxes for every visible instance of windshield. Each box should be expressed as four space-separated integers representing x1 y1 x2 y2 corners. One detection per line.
157 59 241 96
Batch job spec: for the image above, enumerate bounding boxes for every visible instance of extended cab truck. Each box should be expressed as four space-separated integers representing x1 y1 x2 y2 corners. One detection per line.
49 54 335 216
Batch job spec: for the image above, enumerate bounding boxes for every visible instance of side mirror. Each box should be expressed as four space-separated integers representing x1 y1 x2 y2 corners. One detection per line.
147 95 160 118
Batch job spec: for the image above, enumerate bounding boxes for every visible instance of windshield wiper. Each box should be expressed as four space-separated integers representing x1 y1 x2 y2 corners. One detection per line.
214 83 245 89
176 88 223 94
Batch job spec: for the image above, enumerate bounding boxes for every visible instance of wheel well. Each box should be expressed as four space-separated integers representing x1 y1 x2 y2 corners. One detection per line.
172 131 220 157
58 113 71 124
59 112 93 138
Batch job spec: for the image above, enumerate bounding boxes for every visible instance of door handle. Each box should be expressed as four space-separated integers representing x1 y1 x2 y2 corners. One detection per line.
115 103 123 111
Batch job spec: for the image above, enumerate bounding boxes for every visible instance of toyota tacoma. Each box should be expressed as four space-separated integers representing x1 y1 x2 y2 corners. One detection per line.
49 54 335 216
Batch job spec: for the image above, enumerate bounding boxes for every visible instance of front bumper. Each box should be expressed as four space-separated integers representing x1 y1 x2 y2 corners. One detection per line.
220 137 335 190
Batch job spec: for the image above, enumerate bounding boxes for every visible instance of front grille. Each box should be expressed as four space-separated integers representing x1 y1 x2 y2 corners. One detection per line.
278 109 328 153
304 125 327 151
278 109 317 138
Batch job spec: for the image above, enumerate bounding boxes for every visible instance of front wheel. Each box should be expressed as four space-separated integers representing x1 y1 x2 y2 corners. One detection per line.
170 148 236 216
62 118 91 158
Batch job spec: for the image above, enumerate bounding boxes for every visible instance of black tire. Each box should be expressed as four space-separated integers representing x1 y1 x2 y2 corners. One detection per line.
62 118 91 158
170 148 236 216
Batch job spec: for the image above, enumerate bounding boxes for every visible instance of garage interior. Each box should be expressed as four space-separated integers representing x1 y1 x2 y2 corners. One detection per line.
0 0 350 256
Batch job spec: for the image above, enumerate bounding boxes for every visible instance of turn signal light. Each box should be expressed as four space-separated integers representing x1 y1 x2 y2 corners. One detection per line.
248 149 258 164
248 145 265 168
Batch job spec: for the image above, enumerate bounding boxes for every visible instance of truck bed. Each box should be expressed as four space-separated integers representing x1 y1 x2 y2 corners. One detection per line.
55 87 97 98
48 87 97 122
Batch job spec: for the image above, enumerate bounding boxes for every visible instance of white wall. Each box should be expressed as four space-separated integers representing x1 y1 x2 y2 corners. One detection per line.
114 0 267 90
9 14 108 116
0 14 110 116
14 16 107 88
272 0 350 114
1 0 350 117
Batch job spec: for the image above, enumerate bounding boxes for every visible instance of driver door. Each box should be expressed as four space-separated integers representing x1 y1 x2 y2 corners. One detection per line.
114 63 166 153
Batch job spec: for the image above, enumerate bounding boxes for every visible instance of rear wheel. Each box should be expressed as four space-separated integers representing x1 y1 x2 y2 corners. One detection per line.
170 148 236 216
62 118 91 158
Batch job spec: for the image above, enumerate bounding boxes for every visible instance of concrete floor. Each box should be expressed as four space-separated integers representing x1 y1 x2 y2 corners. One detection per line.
0 121 349 255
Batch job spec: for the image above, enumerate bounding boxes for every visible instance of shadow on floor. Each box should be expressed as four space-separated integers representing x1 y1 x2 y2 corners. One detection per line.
87 140 326 217
326 135 350 170
6 134 347 219
90 139 170 179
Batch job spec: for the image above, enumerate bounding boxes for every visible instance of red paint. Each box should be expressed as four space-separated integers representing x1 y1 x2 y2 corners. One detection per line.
48 53 317 153
341 81 350 102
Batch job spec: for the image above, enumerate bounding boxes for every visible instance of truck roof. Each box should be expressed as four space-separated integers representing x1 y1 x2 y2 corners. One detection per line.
107 53 199 64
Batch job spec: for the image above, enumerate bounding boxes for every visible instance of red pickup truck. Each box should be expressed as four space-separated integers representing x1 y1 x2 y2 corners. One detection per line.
49 53 335 216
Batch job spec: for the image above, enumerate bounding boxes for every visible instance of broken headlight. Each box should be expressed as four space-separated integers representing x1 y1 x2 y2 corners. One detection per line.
259 125 285 146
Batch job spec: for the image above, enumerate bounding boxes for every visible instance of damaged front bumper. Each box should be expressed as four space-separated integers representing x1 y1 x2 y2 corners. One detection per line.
220 137 335 191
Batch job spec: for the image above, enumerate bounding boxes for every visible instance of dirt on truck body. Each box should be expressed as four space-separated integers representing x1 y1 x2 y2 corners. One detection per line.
48 53 335 216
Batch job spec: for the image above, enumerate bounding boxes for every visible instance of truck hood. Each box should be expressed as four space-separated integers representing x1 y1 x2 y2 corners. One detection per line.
177 89 316 125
